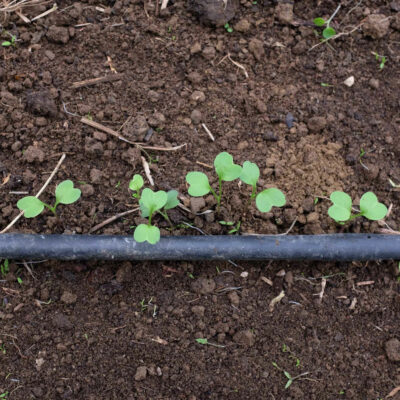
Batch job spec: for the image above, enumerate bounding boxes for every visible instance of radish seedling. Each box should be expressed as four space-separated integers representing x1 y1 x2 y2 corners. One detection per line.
186 152 242 211
134 188 167 244
240 160 286 213
17 180 81 218
129 174 144 199
129 174 179 244
328 191 387 222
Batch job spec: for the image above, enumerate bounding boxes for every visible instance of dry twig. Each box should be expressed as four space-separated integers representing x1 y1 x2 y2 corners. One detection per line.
89 208 139 233
201 123 215 141
71 74 124 89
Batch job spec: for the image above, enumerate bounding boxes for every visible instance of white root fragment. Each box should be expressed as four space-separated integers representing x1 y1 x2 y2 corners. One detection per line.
141 156 154 186
269 290 285 312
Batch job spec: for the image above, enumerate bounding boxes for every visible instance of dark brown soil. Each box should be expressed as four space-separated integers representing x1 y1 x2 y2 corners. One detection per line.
1 0 400 398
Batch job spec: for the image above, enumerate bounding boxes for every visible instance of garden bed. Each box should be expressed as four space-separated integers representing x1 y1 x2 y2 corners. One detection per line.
0 0 399 398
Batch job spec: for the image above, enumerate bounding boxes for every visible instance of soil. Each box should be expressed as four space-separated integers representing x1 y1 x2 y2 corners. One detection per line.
0 0 400 398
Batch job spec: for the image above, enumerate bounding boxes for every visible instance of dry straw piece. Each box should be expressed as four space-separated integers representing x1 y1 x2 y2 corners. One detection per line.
0 0 51 13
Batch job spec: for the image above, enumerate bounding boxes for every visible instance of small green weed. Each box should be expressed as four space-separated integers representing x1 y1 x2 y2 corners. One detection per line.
17 180 81 218
321 82 334 87
195 338 225 348
2 33 16 47
0 392 8 399
219 220 241 234
328 191 387 223
372 52 387 70
224 23 233 33
272 362 309 390
1 259 9 277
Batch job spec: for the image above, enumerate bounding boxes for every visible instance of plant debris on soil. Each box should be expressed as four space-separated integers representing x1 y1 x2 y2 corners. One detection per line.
0 0 400 398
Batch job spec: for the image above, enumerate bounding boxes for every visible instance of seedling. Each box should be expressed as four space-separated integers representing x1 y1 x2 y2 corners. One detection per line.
1 33 16 47
195 338 225 348
128 175 179 244
186 152 242 211
129 174 144 199
224 23 233 33
321 82 334 87
17 180 81 218
328 191 387 223
219 220 241 234
240 160 286 213
272 362 309 390
0 259 9 277
134 188 167 244
313 5 340 40
372 52 387 70
133 188 179 244
0 392 8 398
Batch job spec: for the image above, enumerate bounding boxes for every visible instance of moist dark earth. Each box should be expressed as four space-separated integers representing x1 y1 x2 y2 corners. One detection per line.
0 0 400 398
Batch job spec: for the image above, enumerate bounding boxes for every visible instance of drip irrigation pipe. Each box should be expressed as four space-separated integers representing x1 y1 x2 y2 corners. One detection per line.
0 234 399 261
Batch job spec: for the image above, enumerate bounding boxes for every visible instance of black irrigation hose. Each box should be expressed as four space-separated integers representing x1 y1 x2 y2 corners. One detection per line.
0 234 400 261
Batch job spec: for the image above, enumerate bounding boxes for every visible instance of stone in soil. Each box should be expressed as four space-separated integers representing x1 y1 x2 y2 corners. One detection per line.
362 14 390 39
307 116 327 132
275 2 294 25
248 38 264 61
385 338 400 361
46 25 70 44
52 313 73 330
61 291 77 305
188 0 237 26
23 145 45 163
233 329 255 347
190 109 202 125
121 147 141 167
190 197 206 213
191 277 216 294
26 91 58 117
134 366 147 381
234 18 251 33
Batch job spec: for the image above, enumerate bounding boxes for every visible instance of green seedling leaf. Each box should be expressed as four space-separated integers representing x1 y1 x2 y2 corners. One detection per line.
322 26 336 39
139 201 150 218
196 338 208 345
214 152 242 182
165 190 179 210
186 171 211 196
17 196 44 218
129 174 144 192
240 161 260 187
55 180 81 205
313 17 326 27
328 191 352 222
359 192 387 220
219 221 234 226
285 378 293 389
140 188 168 215
134 224 161 244
255 188 286 213
2 41 12 47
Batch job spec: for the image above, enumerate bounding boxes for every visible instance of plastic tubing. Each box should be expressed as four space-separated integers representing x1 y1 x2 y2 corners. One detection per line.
0 234 399 261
